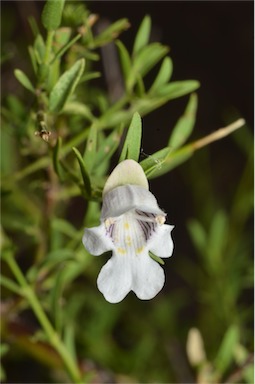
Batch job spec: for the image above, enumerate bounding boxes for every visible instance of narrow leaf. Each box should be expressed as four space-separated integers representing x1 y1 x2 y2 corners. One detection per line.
149 57 173 93
142 145 194 179
133 15 151 56
28 46 38 73
140 147 171 176
128 43 169 90
94 125 123 168
116 40 132 83
214 325 239 374
156 80 200 99
28 16 40 37
208 210 228 267
168 93 198 149
149 252 165 265
134 43 169 76
119 112 142 162
49 58 85 112
64 323 77 361
51 33 82 64
72 147 91 198
91 19 130 48
27 249 74 283
54 27 72 49
34 34 46 64
0 275 22 295
52 218 77 238
49 266 67 332
79 72 101 83
42 0 65 31
83 124 98 171
14 69 35 93
62 101 94 122
187 219 207 256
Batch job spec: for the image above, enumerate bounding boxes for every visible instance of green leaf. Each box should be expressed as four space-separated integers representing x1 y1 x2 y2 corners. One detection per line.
28 16 40 37
135 75 146 97
14 69 35 93
54 27 72 49
72 147 91 198
133 15 151 56
47 56 60 91
94 126 123 170
52 218 77 238
119 112 142 162
0 344 10 358
155 80 200 99
27 249 74 283
149 57 173 93
0 275 22 295
28 46 38 73
141 145 194 179
187 219 207 256
34 34 46 64
62 101 94 122
135 44 169 76
91 19 130 48
39 250 74 271
214 325 240 375
149 252 165 265
49 265 68 332
49 58 85 112
64 323 77 361
0 344 9 381
140 147 171 176
42 0 65 31
51 33 82 64
116 40 132 84
208 210 228 267
83 124 98 171
128 43 169 90
79 71 101 84
168 93 198 149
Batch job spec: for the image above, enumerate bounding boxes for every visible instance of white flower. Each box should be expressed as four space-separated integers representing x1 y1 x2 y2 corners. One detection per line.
82 160 174 303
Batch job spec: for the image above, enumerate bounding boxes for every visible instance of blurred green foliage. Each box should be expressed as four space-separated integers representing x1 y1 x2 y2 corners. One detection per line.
1 1 253 383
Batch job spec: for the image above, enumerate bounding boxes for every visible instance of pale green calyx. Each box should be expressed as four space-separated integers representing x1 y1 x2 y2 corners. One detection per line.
103 159 149 195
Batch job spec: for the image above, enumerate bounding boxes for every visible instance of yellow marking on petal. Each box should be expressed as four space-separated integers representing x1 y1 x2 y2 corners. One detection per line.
156 215 166 225
136 246 144 254
124 222 130 230
125 236 132 246
104 217 115 228
117 247 126 255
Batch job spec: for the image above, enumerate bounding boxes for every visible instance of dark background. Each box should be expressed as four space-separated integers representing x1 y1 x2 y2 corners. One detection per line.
1 1 254 382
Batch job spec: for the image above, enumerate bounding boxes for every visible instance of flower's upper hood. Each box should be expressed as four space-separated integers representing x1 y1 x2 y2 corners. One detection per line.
101 184 165 219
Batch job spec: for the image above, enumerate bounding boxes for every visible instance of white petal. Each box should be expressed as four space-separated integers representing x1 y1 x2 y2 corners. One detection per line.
149 224 174 258
131 253 165 300
97 253 132 303
103 159 149 195
82 224 113 256
101 185 165 219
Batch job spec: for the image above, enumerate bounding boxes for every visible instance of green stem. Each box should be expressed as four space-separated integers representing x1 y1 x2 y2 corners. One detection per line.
5 253 82 383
